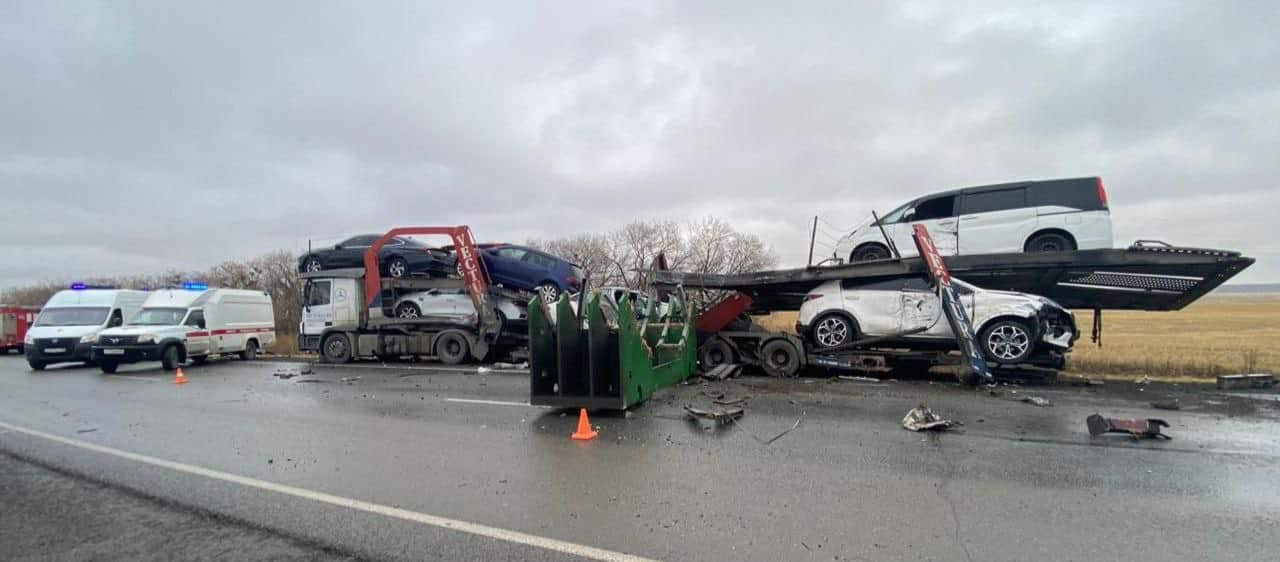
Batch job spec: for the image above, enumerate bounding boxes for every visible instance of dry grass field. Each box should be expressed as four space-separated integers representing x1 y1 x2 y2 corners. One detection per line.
755 294 1280 380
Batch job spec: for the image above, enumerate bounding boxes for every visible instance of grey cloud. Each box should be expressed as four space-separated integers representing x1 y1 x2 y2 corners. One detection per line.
2 0 1278 288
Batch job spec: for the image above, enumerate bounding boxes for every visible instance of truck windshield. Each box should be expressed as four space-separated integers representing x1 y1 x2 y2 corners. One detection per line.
34 307 110 327
131 307 188 326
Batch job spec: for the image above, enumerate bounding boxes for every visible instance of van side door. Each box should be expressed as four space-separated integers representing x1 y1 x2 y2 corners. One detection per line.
957 186 1036 255
901 194 959 255
184 309 211 356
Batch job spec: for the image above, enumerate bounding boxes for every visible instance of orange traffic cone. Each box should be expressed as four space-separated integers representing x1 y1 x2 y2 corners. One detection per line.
173 367 188 385
570 408 598 441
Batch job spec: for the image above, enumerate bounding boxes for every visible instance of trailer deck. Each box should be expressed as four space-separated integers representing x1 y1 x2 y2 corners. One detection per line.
653 241 1253 312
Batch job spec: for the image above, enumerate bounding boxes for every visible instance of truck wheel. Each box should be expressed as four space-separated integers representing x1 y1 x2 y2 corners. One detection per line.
435 332 469 365
322 334 352 364
760 338 802 378
851 244 891 262
980 319 1034 364
387 257 409 278
698 337 736 370
240 340 258 361
99 361 119 374
28 361 46 371
160 345 182 371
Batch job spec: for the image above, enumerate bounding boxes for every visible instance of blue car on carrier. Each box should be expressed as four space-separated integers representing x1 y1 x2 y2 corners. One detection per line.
476 244 583 303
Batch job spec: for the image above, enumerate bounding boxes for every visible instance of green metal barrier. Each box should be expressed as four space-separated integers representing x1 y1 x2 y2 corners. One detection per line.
529 289 696 410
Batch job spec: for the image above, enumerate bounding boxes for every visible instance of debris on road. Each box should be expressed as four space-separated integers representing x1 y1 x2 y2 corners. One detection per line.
1086 414 1171 440
1217 374 1275 390
902 405 961 432
477 367 492 374
490 361 529 370
76 428 98 434
340 376 361 384
837 375 881 383
712 396 749 406
1070 378 1105 387
273 372 298 379
1135 375 1152 386
684 404 746 424
1150 399 1182 410
701 364 742 381
1018 395 1051 407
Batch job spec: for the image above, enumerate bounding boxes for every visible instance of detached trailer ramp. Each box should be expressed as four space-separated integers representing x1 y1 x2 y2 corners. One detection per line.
653 242 1253 312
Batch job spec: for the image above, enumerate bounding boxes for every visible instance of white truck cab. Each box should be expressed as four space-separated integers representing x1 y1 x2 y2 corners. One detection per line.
93 285 275 373
25 286 149 371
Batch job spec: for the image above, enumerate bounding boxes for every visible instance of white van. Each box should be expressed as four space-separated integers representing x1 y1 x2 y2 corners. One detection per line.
92 286 275 373
838 177 1114 262
25 287 149 370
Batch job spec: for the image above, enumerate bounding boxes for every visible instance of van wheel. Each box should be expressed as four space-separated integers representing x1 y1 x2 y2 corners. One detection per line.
851 243 891 262
1025 232 1075 253
435 332 469 365
160 346 182 371
760 338 802 378
29 361 46 371
980 320 1034 364
99 361 119 374
240 340 258 361
322 334 352 364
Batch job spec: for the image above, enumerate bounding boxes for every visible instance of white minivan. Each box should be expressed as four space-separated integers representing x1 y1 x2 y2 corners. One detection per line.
837 177 1114 262
92 285 275 373
24 287 149 370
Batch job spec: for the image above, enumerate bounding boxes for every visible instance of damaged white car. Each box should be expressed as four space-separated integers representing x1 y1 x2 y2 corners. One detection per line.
796 274 1077 366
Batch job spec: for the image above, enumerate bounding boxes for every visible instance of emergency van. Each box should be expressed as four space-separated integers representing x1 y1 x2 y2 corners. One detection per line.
25 286 149 370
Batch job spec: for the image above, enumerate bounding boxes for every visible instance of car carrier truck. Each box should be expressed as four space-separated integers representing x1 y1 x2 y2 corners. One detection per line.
299 226 532 364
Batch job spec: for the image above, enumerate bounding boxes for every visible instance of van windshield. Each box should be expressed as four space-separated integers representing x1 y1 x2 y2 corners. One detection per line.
131 307 188 326
34 307 110 327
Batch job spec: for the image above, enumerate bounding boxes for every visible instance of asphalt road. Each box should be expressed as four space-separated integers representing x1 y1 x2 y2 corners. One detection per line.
1 354 1278 561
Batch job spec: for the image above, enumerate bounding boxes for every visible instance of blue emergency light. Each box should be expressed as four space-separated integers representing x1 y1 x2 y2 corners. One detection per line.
70 282 87 290
183 281 209 291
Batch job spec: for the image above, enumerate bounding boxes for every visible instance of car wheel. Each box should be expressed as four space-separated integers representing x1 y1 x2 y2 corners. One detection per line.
760 338 802 378
99 360 119 374
851 244 891 262
29 361 46 371
396 302 421 319
239 340 258 361
980 319 1034 364
1025 232 1075 253
303 256 323 273
698 337 736 370
435 332 469 365
322 333 352 364
160 345 181 371
387 257 409 278
538 282 560 304
811 313 855 348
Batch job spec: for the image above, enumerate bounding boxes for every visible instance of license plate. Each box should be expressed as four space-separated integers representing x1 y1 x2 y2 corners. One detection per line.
45 347 66 353
103 349 125 355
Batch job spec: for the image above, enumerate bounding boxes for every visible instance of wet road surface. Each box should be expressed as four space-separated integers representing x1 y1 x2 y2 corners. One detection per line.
2 355 1279 561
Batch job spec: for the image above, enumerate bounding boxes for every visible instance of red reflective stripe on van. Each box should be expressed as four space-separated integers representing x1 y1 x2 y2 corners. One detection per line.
208 327 275 336
186 331 209 337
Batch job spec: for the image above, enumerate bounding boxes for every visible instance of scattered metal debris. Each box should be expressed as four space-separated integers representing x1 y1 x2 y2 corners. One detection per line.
1018 395 1051 407
1134 375 1152 385
700 390 726 400
1086 414 1171 440
477 367 492 374
837 375 881 383
902 405 961 432
273 371 298 379
712 396 749 406
76 428 98 434
737 412 805 445
1070 378 1105 387
340 376 361 384
1150 399 1181 410
701 364 742 381
684 405 744 424
1217 373 1275 390
490 361 529 370
295 378 329 384
299 364 314 374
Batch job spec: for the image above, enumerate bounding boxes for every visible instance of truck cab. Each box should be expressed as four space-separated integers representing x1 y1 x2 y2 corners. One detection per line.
299 272 362 352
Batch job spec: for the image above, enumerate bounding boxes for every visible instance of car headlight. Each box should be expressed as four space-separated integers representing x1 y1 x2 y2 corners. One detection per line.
137 334 157 344
24 332 34 345
80 334 98 344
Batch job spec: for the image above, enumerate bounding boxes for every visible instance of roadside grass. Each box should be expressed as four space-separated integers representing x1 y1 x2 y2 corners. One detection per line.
754 294 1280 381
268 332 303 357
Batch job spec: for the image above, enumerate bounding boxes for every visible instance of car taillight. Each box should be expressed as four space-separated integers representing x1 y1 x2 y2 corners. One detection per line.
1097 177 1108 208
804 294 824 301
567 276 580 287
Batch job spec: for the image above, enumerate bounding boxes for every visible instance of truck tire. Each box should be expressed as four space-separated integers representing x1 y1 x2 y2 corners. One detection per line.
980 319 1034 364
760 338 802 378
321 333 352 364
161 345 182 371
698 337 736 370
435 332 469 365
240 340 258 361
99 361 119 374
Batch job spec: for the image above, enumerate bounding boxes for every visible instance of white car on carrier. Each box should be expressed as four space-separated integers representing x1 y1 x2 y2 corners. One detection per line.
837 177 1114 262
796 275 1077 366
92 285 275 373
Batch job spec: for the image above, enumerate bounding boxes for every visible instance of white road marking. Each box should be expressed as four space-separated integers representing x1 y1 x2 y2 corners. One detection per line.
0 420 658 562
446 398 548 408
109 376 162 382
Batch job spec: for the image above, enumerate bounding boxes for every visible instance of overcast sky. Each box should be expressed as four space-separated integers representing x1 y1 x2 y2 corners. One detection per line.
2 0 1277 289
